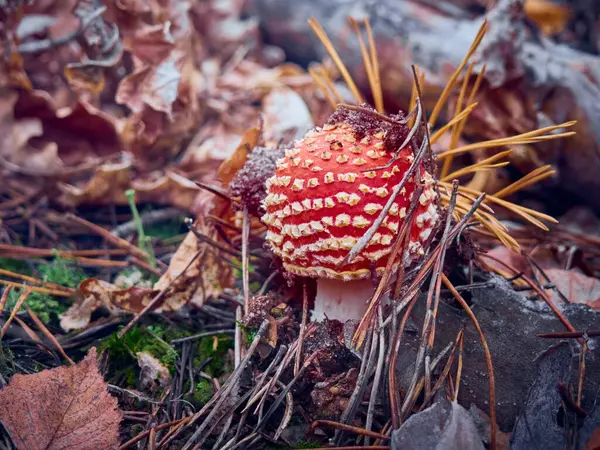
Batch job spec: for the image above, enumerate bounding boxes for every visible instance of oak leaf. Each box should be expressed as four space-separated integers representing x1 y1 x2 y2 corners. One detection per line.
0 347 122 450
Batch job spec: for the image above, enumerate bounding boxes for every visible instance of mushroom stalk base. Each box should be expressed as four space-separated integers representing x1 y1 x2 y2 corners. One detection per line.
311 278 387 322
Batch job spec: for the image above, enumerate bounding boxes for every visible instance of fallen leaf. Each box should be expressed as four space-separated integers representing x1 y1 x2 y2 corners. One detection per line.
544 269 600 310
391 397 485 450
585 429 600 450
525 0 571 36
137 351 172 393
153 220 234 309
217 126 260 185
116 50 184 120
0 347 122 450
261 86 314 143
511 342 571 450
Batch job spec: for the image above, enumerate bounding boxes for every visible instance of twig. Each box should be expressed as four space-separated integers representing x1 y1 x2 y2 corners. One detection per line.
17 6 107 54
26 306 74 365
537 330 600 339
118 418 189 450
67 213 160 266
179 321 270 450
442 274 497 450
310 420 389 441
295 281 309 375
242 206 250 314
170 329 234 345
1 288 31 339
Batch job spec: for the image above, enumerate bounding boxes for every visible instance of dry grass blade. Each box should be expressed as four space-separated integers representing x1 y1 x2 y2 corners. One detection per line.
408 67 425 128
442 275 497 450
477 252 577 333
428 20 489 127
0 286 11 311
308 18 363 104
454 329 465 401
242 207 250 314
439 181 557 239
351 185 423 349
294 282 309 375
118 249 203 338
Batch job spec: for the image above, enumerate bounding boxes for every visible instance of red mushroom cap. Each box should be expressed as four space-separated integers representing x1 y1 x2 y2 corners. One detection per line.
261 108 439 281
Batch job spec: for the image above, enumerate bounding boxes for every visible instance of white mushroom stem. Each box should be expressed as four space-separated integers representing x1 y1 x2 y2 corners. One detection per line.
311 278 389 322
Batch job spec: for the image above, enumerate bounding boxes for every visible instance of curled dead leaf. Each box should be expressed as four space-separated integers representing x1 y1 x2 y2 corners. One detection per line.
217 126 260 186
0 347 122 450
137 351 172 393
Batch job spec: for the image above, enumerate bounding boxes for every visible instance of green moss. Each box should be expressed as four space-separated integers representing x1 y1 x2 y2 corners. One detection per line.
0 344 15 379
193 334 233 377
0 258 32 275
98 325 179 388
145 217 185 240
292 441 322 449
3 255 86 324
193 379 214 405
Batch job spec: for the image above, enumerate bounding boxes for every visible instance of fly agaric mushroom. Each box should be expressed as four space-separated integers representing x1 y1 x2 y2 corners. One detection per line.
261 105 439 321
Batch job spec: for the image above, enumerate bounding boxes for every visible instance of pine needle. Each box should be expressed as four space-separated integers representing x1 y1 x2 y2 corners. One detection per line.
492 165 555 199
348 17 384 112
436 122 577 159
308 18 363 104
430 102 479 145
440 62 475 178
308 67 337 109
428 20 489 127
442 150 512 181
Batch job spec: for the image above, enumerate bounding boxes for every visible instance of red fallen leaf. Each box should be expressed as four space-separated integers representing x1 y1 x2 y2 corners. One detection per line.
544 269 600 310
0 347 122 450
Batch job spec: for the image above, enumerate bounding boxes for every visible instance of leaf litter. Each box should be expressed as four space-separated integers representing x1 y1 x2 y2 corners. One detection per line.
0 0 600 449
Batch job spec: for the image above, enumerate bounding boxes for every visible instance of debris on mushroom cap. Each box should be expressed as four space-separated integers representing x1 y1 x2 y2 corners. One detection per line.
260 105 440 281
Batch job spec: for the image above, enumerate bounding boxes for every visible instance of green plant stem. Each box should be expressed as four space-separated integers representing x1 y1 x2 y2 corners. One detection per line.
125 189 157 268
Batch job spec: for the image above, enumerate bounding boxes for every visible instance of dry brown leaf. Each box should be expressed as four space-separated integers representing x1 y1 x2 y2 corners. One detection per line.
137 351 172 393
544 269 600 310
0 347 122 450
57 158 201 211
525 0 571 36
584 429 600 450
217 126 260 185
60 278 156 332
153 221 234 309
127 23 176 65
261 86 313 144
